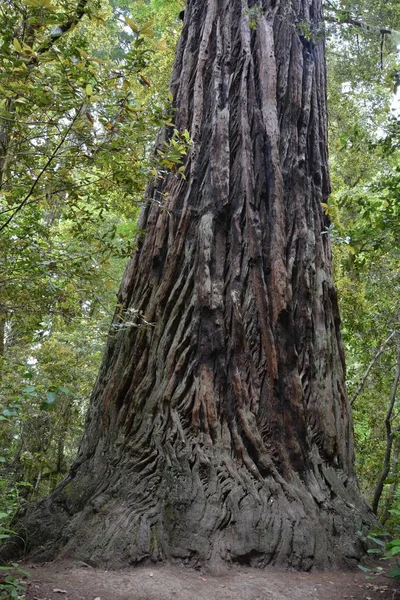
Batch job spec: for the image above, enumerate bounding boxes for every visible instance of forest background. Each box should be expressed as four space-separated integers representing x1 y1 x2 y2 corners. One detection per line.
0 0 399 561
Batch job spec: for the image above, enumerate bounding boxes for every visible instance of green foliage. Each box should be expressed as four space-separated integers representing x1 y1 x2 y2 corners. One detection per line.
325 0 400 522
0 563 29 600
358 500 400 582
156 128 192 176
0 0 182 514
0 412 29 599
0 0 181 331
244 6 264 30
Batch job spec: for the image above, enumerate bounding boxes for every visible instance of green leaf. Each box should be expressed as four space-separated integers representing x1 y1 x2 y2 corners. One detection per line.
46 390 57 404
388 567 400 580
57 386 77 397
367 535 386 546
141 21 154 36
386 538 400 548
125 17 139 33
86 84 93 96
2 408 17 417
77 48 89 59
357 565 371 573
384 546 400 557
22 385 36 394
57 386 70 394
12 38 22 52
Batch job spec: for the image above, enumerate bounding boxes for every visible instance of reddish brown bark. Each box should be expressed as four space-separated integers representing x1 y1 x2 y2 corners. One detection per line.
11 0 374 569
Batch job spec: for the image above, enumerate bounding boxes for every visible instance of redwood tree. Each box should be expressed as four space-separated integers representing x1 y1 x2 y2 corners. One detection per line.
16 0 374 569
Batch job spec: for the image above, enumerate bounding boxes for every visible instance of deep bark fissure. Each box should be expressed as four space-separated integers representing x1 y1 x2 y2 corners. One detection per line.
8 0 377 570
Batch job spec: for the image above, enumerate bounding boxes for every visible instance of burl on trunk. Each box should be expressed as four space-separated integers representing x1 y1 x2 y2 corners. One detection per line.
13 0 374 569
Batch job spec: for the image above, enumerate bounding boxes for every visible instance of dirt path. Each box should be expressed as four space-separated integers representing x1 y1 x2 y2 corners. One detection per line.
22 560 399 600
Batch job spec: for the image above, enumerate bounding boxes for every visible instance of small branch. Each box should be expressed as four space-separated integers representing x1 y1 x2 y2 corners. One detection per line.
324 13 392 36
36 0 89 56
351 330 397 407
0 105 83 233
0 115 64 126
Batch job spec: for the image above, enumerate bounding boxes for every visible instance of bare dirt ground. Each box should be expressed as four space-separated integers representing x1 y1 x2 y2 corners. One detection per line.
21 559 399 600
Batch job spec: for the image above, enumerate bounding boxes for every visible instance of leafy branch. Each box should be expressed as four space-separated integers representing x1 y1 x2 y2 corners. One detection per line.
351 330 398 407
324 0 394 36
0 105 83 233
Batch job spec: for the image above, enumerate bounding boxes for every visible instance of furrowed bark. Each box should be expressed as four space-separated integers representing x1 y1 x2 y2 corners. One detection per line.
9 0 375 569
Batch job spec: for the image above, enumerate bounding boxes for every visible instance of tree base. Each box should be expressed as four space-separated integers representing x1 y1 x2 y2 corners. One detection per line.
6 441 375 570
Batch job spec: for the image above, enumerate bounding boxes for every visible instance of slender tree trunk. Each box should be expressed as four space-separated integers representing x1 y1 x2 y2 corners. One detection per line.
13 0 374 569
0 311 5 360
0 100 13 193
381 439 400 526
372 335 400 514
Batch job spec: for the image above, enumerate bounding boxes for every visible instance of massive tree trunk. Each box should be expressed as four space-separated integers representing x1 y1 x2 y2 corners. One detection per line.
14 0 374 569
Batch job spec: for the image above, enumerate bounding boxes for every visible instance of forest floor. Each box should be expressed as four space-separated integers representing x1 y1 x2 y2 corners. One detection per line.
21 559 399 600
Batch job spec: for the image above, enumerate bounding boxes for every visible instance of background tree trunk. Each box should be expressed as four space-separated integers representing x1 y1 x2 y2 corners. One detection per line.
13 0 374 569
